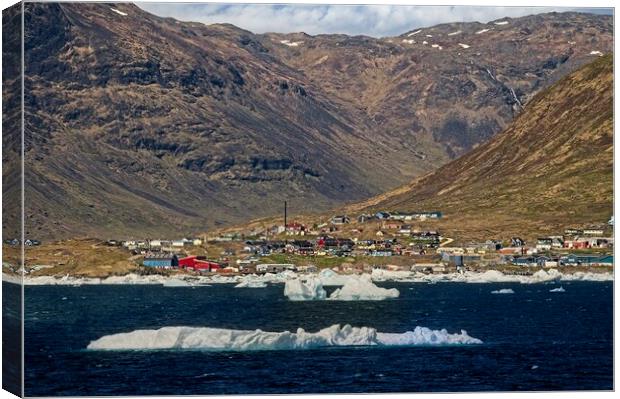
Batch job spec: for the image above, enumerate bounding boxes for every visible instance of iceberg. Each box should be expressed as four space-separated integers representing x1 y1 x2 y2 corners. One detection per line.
234 277 268 288
491 288 514 294
284 274 399 301
549 287 565 293
328 274 400 301
371 269 413 282
317 268 351 286
87 324 482 351
284 277 327 300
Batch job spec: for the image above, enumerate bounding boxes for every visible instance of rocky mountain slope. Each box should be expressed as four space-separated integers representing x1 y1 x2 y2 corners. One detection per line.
350 55 613 241
2 2 612 239
264 11 612 170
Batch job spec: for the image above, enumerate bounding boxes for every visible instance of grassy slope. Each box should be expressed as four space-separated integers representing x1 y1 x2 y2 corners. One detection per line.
347 55 613 242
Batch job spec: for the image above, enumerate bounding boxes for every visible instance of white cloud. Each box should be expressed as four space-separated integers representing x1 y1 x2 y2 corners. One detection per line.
137 3 611 37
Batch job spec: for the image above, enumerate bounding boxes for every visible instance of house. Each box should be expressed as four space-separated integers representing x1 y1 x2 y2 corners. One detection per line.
511 237 525 247
382 221 402 230
375 211 391 219
564 228 583 236
256 263 296 273
583 229 604 236
411 231 441 247
560 254 613 266
536 238 553 251
512 256 538 267
389 212 407 221
286 222 306 235
436 247 465 255
406 211 443 220
550 236 564 248
179 256 221 272
287 240 314 255
485 240 502 251
331 215 351 225
397 225 413 235
357 214 375 223
171 240 186 248
371 249 393 257
143 254 179 268
563 239 589 249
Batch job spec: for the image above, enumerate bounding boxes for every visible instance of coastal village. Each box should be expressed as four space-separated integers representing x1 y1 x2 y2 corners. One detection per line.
4 209 613 278
39 209 610 277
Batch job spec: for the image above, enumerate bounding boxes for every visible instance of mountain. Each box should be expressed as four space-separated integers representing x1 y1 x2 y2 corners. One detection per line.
15 2 402 239
2 2 612 239
349 55 613 241
263 12 612 169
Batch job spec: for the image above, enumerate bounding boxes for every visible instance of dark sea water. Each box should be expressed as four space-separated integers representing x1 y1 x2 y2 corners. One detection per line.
19 281 613 395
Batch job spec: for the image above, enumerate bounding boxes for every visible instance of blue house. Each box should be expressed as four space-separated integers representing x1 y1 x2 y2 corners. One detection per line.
512 256 537 267
596 255 613 265
143 254 179 268
560 254 613 266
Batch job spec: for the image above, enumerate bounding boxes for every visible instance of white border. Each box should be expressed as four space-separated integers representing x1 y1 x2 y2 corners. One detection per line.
0 1 616 399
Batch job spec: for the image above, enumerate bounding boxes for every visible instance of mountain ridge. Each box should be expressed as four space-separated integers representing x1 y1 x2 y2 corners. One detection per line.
1 2 613 239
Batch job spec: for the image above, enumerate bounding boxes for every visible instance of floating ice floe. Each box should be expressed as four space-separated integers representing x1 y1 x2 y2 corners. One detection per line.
329 274 400 301
549 287 565 293
110 8 128 16
284 277 327 300
494 21 509 25
458 43 471 49
491 288 515 294
284 274 399 301
86 323 482 351
476 28 491 34
317 268 350 286
407 30 422 37
590 50 603 56
234 278 268 288
16 267 613 286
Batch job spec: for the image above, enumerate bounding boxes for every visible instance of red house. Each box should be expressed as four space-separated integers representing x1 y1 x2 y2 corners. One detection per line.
178 256 221 272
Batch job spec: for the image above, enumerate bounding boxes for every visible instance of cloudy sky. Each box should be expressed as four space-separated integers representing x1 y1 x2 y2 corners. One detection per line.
137 2 612 37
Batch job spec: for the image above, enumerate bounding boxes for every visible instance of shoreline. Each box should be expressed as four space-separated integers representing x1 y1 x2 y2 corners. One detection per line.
3 268 614 286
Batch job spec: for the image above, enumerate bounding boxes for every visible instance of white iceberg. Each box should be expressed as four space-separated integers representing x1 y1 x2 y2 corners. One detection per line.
549 287 565 293
284 274 399 301
317 269 350 286
235 277 268 288
87 324 482 351
491 288 514 294
328 274 400 301
284 277 327 301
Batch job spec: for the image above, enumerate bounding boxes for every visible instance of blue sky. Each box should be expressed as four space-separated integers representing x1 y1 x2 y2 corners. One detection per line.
137 3 612 37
